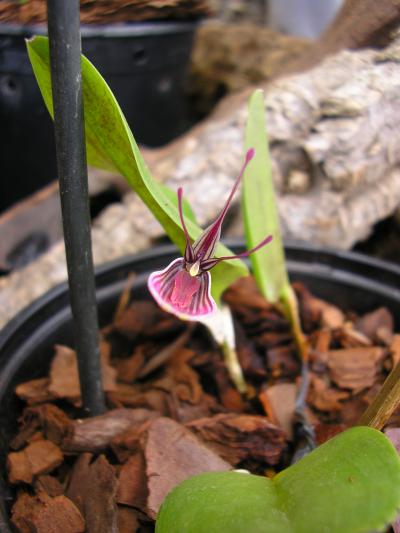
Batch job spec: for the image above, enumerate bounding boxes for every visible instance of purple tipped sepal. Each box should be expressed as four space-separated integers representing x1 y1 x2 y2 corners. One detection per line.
147 258 217 321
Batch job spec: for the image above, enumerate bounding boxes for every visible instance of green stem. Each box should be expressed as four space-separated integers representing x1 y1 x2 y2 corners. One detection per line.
200 304 247 394
280 284 309 361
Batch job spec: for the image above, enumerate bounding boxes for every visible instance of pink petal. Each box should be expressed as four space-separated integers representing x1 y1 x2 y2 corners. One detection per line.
147 258 216 321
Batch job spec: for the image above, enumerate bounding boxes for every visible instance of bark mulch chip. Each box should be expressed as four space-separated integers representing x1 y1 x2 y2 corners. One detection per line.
66 453 118 533
143 417 231 519
11 491 85 533
5 276 400 531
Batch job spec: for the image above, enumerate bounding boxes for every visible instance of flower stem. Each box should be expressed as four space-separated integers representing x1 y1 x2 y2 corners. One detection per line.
280 284 309 361
200 304 247 394
221 341 247 394
359 359 400 429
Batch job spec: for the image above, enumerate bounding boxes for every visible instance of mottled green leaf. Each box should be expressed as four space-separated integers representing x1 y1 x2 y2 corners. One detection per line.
156 427 400 533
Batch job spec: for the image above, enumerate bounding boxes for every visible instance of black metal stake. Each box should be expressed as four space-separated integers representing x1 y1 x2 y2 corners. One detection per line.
47 0 105 416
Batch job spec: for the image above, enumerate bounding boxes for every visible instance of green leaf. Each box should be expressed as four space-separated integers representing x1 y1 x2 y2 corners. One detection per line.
243 89 307 359
242 89 287 303
26 35 247 303
156 427 400 533
158 183 197 225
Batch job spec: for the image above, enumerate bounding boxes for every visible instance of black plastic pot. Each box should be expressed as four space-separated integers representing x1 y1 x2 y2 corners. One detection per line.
0 22 196 211
1 241 400 531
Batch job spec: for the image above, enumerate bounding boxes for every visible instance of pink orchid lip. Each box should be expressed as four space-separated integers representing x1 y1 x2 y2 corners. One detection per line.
148 258 217 321
147 148 273 321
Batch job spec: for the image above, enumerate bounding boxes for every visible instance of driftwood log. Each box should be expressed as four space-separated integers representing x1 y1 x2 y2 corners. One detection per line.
1 0 400 327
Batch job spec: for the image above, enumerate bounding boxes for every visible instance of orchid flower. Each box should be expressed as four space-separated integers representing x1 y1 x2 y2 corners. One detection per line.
148 149 273 321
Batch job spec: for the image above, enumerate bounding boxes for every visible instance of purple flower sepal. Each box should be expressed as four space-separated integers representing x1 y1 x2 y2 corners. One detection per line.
147 149 273 321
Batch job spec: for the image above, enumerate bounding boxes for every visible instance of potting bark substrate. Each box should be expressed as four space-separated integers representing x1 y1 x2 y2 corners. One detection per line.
5 276 400 532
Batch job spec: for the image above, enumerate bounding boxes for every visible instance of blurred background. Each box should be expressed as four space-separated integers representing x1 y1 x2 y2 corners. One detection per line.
0 0 342 211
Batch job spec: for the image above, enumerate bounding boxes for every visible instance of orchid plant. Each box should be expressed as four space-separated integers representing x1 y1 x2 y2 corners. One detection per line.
27 35 400 533
148 148 272 321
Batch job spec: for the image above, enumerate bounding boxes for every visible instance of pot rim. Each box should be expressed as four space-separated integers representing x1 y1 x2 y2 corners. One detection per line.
1 239 400 350
0 20 198 38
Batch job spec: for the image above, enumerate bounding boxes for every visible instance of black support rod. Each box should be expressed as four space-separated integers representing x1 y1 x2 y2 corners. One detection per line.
47 0 105 416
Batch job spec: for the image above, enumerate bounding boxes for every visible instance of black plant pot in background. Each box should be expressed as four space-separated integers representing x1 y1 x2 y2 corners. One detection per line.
1 241 400 530
0 22 197 212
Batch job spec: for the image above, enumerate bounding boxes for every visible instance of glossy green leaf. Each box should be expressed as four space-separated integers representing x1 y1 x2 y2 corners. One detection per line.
242 89 287 303
156 427 400 533
26 36 247 303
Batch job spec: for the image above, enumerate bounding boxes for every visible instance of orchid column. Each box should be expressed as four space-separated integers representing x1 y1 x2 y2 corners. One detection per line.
46 0 105 415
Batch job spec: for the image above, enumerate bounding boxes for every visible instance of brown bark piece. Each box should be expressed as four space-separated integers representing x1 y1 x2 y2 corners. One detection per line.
63 408 158 452
266 346 300 379
169 353 204 405
262 383 297 439
107 383 171 415
236 326 267 380
390 335 400 367
11 491 84 533
15 378 55 406
139 328 193 378
117 452 148 510
7 449 32 484
0 0 210 25
113 301 163 340
304 295 345 330
111 423 151 463
11 403 71 451
315 423 347 445
67 453 118 533
327 346 385 391
186 413 286 465
333 326 372 349
115 348 145 384
144 417 231 519
25 440 63 477
224 276 274 312
35 475 64 497
308 375 349 412
310 328 332 370
21 404 72 448
117 505 140 533
355 307 394 344
8 440 63 485
48 344 116 404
